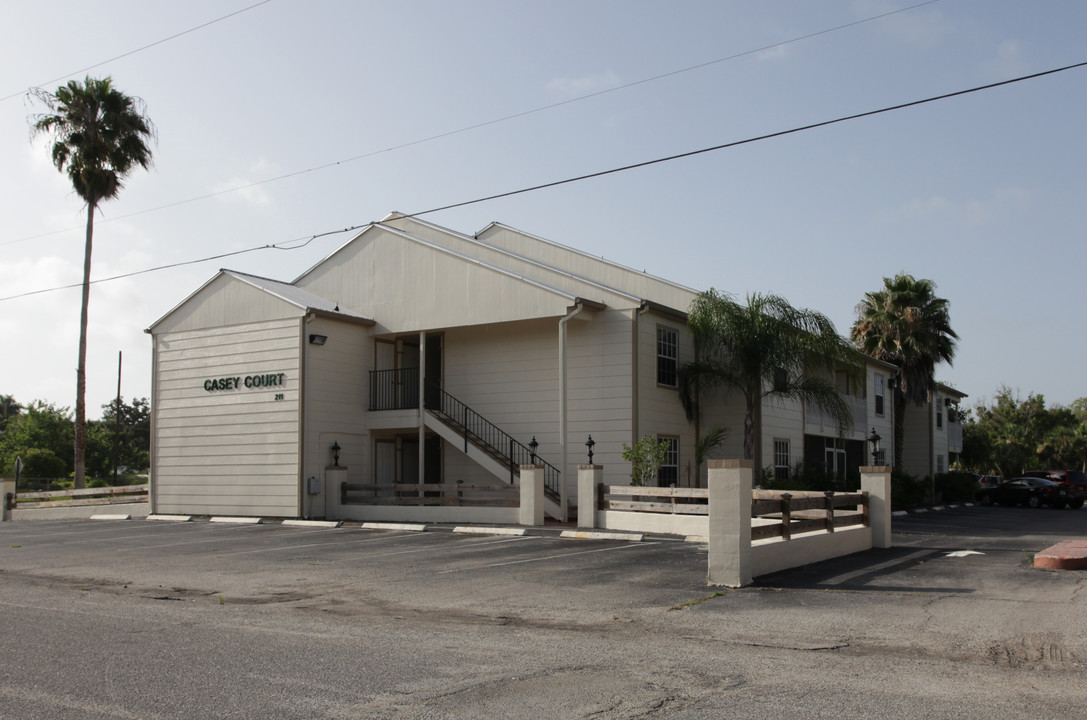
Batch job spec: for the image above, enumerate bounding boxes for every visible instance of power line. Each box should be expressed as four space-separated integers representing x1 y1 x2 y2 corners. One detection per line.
3 56 1083 304
2 0 941 248
405 59 1087 218
1 1 275 103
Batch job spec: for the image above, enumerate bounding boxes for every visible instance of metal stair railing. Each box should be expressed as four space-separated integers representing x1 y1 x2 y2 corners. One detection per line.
423 379 561 502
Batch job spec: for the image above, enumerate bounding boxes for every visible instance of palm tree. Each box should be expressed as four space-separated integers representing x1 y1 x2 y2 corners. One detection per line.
680 290 863 472
32 77 154 488
0 394 22 433
851 273 958 469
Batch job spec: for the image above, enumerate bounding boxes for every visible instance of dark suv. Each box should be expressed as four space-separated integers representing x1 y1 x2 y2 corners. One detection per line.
1022 470 1087 508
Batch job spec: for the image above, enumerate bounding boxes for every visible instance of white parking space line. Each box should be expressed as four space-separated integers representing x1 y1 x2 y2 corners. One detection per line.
819 549 933 586
209 528 443 557
112 523 278 551
212 530 538 559
438 539 657 573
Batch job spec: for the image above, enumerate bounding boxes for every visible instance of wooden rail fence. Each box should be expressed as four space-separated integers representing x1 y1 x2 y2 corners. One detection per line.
15 484 149 510
750 489 869 541
600 485 709 514
341 481 518 507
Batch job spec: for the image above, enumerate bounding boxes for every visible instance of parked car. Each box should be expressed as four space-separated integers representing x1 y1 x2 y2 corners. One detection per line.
975 477 1069 508
974 473 1001 487
1021 470 1087 509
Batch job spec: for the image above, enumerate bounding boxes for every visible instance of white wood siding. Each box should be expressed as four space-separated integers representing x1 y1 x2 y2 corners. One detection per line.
301 316 372 517
152 273 300 334
475 223 698 312
438 310 634 493
152 318 302 516
296 226 580 333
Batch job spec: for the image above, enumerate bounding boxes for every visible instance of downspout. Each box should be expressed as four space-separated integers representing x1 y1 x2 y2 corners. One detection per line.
559 302 586 521
419 330 426 489
633 302 651 447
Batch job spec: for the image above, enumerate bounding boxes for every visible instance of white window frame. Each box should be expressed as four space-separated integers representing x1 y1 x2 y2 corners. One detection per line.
874 376 885 416
774 439 790 481
657 435 679 486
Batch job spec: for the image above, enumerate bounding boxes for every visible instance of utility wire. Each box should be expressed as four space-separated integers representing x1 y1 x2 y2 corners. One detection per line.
4 56 1082 304
1 1 275 103
2 0 941 248
405 59 1087 218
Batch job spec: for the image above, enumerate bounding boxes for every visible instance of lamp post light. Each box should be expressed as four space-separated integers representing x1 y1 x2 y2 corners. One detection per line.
585 435 595 464
529 436 538 464
867 428 882 466
331 440 341 467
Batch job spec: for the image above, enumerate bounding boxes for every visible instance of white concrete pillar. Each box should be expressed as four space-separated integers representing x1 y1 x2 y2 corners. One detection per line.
707 459 753 587
519 465 544 526
860 465 893 549
324 466 349 520
577 465 602 528
1 478 15 522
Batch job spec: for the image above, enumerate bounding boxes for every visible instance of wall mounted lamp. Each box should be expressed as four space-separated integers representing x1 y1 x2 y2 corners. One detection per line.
309 334 328 345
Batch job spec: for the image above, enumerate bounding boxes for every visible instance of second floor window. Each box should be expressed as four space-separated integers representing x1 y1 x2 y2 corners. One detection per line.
657 326 678 387
875 376 885 416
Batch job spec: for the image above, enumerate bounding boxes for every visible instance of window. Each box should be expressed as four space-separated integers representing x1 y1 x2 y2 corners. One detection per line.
874 376 885 416
936 402 944 429
936 454 946 474
657 326 678 387
772 367 788 393
873 449 887 466
774 439 790 481
658 435 679 486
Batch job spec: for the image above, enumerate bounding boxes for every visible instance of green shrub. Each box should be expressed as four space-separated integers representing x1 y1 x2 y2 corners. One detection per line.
891 468 927 510
760 462 858 493
935 471 978 503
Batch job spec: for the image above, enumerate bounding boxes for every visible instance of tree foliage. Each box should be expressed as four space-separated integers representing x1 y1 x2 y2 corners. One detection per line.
851 273 958 468
680 289 862 468
962 387 1087 478
0 396 151 484
622 435 671 487
31 76 154 488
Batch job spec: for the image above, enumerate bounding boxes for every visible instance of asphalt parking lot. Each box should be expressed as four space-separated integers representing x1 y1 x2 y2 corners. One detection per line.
2 506 1086 719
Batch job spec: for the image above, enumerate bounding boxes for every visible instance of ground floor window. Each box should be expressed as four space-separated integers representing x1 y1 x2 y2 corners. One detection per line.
774 439 790 480
658 435 679 486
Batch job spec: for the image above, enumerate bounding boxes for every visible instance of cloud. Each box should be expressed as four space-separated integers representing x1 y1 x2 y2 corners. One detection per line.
851 0 954 49
211 157 278 207
978 39 1030 80
890 186 1034 227
546 69 621 96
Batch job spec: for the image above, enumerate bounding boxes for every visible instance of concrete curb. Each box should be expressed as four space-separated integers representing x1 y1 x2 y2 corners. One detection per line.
362 522 427 532
1034 539 1087 570
90 514 131 521
282 520 341 528
210 516 263 524
147 514 192 522
454 526 525 536
560 530 643 542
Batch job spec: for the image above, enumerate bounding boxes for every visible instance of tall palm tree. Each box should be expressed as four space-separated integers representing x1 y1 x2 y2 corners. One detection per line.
32 76 154 488
680 290 863 472
851 273 958 469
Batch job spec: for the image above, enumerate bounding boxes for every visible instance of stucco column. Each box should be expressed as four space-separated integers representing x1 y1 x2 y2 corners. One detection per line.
1 478 15 522
324 466 348 521
577 465 602 529
860 465 893 549
707 459 753 587
519 465 544 526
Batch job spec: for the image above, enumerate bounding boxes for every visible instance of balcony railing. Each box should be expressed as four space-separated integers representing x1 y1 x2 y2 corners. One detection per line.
369 367 419 411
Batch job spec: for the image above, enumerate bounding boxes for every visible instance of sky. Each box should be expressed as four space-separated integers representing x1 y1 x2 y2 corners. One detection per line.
2 0 1086 419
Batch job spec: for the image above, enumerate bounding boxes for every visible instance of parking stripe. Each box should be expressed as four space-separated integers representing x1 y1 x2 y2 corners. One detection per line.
438 539 657 573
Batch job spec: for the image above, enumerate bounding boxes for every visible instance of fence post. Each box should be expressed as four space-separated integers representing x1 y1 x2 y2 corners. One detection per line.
780 493 792 541
860 466 893 549
519 465 544 526
824 490 835 533
1 478 15 522
577 464 602 528
707 459 753 587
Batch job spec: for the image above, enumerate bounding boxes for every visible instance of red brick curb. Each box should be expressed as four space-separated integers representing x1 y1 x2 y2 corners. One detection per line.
1033 539 1087 570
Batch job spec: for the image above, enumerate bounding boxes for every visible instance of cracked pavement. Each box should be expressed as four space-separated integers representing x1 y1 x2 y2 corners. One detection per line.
1 505 1085 718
